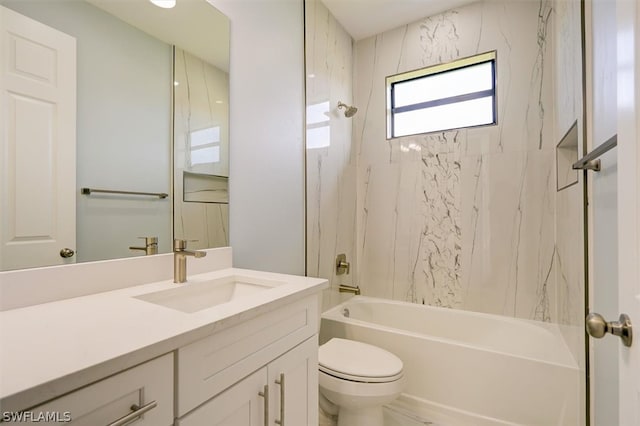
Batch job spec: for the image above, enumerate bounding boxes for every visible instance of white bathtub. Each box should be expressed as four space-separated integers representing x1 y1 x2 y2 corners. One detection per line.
320 296 580 426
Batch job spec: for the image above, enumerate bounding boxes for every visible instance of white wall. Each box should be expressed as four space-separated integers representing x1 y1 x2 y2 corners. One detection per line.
211 0 305 275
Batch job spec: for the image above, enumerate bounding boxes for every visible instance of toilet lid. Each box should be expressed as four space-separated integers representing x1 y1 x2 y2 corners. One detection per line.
319 338 403 383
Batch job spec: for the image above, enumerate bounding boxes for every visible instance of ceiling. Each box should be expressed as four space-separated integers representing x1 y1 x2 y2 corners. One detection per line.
87 0 229 71
321 0 476 41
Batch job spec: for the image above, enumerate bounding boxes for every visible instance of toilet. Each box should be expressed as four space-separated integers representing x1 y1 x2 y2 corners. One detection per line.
318 338 405 426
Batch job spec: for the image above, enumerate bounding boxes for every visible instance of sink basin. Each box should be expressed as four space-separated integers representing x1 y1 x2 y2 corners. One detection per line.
134 275 283 313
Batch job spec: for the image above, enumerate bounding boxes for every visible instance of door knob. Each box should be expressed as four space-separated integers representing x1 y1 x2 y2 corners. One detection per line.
59 248 75 258
586 312 633 347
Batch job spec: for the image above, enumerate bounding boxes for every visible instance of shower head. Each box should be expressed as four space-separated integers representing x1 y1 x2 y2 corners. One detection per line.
337 101 358 118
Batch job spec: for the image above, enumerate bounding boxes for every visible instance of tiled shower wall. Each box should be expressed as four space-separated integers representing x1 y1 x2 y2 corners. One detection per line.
305 0 357 310
552 0 585 377
354 0 559 320
306 0 584 336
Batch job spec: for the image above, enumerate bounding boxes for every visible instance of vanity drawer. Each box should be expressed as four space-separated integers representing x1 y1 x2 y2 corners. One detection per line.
8 354 173 425
177 295 318 416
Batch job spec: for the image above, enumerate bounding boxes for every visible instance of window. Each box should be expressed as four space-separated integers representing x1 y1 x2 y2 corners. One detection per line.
189 126 221 167
386 51 497 138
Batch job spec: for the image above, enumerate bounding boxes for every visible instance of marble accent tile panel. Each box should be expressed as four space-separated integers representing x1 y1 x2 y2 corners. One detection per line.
174 48 229 249
305 0 357 311
359 134 464 307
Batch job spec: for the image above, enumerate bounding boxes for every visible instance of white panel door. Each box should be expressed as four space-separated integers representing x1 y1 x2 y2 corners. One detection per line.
615 0 640 424
0 5 76 270
590 0 640 424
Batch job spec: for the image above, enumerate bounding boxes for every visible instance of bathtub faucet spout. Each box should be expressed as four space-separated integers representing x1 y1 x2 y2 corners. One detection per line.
339 284 360 295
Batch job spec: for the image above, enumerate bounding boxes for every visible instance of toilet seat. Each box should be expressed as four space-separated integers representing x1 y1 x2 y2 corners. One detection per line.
319 366 403 383
319 338 403 383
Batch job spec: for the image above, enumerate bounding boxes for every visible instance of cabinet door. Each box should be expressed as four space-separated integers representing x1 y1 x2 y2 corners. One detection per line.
268 337 318 426
179 368 268 426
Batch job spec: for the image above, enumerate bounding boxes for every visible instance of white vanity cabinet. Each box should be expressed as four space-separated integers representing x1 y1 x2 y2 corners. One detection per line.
176 295 319 425
178 337 318 426
7 354 173 425
0 263 327 426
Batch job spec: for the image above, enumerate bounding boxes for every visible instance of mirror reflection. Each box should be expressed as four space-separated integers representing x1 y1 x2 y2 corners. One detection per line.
0 0 229 271
173 47 229 250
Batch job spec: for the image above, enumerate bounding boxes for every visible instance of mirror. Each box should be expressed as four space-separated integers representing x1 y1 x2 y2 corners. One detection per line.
0 0 229 271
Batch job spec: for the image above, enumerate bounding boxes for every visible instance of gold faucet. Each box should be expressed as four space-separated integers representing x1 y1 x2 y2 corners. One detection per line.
339 284 361 295
173 239 206 283
129 236 158 255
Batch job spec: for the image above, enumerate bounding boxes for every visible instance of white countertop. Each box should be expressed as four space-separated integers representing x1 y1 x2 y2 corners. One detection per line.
0 267 327 412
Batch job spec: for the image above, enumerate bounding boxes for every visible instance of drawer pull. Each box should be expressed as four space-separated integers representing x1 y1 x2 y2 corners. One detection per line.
258 385 269 426
107 400 157 426
275 373 285 425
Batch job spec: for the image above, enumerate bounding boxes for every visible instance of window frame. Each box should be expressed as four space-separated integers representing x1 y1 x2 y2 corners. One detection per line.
386 50 498 139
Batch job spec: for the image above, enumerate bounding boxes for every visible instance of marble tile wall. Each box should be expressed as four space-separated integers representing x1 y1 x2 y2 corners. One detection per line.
306 0 584 335
353 0 564 321
305 0 357 311
553 0 585 366
174 48 229 249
